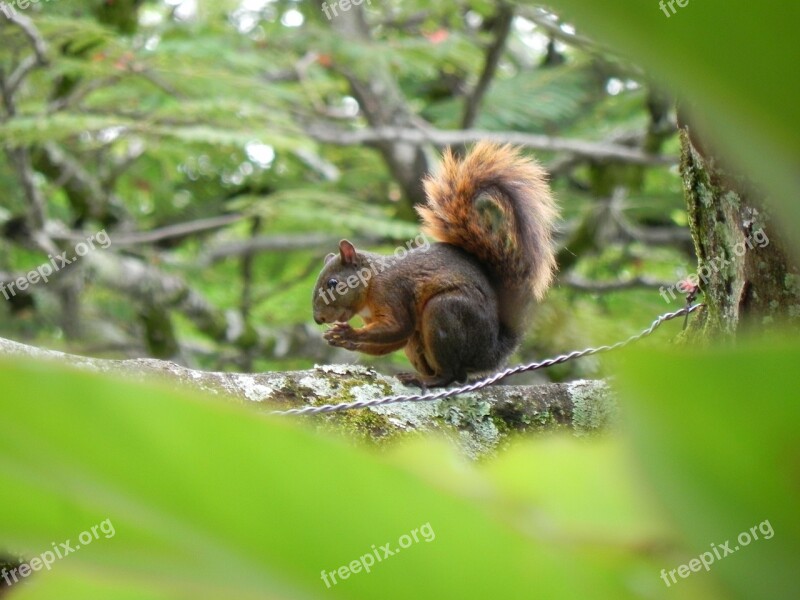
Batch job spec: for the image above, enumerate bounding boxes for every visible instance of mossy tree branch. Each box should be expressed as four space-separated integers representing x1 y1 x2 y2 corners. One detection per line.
0 336 615 459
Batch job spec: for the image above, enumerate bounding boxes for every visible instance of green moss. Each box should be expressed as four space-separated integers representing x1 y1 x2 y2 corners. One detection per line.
489 397 562 436
785 273 800 295
535 410 556 428
333 406 399 447
304 372 405 447
721 190 740 210
325 374 399 445
490 412 513 436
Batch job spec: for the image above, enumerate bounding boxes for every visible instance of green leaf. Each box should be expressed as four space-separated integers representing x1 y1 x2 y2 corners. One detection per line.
544 0 800 239
427 63 599 131
0 359 650 599
616 338 800 599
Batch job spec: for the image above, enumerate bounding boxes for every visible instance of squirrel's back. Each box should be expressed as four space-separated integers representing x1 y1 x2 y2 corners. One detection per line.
417 142 558 333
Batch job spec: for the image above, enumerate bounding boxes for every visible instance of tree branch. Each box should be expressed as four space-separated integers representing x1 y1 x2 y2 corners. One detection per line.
84 252 231 342
561 274 673 293
2 11 48 95
0 335 616 459
462 4 514 128
307 125 677 166
321 0 432 209
521 8 605 55
200 233 380 264
615 216 694 247
32 142 123 224
608 188 693 250
54 214 245 247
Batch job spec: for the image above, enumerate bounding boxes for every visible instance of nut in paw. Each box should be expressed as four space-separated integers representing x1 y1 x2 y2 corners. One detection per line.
323 323 356 349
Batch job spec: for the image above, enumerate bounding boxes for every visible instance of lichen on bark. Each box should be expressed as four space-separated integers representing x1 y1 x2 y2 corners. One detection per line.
0 336 617 459
679 128 800 338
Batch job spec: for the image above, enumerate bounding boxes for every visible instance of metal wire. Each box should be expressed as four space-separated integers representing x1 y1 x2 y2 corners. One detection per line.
271 303 704 417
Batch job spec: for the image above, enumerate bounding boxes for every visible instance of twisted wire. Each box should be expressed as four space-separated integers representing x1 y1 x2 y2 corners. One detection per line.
271 303 703 417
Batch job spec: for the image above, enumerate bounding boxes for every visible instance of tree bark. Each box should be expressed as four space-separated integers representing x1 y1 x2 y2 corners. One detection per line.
321 1 431 215
679 128 800 337
0 336 615 459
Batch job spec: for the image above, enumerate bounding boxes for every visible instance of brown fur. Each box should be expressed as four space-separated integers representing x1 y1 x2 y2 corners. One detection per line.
417 142 558 334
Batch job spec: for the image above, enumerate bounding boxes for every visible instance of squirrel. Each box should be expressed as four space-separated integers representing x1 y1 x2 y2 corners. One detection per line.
312 142 558 388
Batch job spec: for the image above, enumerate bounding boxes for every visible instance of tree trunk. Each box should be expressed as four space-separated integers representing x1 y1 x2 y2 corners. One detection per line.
679 128 800 337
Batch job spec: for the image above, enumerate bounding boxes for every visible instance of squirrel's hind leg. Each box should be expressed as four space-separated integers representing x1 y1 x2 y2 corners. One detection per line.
396 371 460 390
398 290 499 389
398 335 452 389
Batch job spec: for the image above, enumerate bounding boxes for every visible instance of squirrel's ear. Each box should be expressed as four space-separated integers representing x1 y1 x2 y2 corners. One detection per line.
324 252 336 264
339 239 357 265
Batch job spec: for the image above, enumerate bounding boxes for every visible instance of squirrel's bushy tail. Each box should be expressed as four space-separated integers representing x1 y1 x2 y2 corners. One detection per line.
418 142 558 331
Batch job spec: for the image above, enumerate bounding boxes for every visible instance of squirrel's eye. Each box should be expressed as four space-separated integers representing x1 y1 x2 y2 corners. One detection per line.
326 278 339 290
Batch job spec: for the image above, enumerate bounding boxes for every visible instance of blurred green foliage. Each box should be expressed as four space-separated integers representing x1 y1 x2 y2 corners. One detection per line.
1 1 798 598
548 0 800 236
1 0 692 377
1 335 798 598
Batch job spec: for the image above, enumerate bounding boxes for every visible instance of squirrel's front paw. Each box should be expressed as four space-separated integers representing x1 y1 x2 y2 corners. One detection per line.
323 323 357 350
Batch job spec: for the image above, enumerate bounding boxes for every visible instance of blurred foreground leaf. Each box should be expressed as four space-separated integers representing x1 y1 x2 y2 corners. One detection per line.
0 360 709 599
546 0 800 238
617 338 800 599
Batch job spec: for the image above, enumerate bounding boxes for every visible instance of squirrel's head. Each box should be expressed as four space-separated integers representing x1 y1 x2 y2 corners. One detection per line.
312 240 371 325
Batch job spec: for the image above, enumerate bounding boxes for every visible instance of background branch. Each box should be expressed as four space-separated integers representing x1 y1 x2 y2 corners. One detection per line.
461 4 514 128
561 274 673 293
54 214 245 247
307 125 677 166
